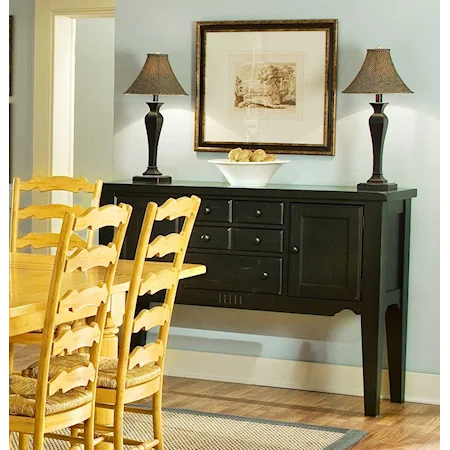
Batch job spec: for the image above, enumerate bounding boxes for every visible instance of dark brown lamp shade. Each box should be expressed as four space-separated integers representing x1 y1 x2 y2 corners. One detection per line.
124 53 187 96
342 48 413 94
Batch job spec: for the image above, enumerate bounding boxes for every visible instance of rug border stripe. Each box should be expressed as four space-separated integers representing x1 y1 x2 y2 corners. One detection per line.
133 403 368 442
324 430 368 450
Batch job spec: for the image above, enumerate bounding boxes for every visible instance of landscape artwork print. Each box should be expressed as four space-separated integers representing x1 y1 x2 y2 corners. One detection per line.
234 62 297 112
195 20 338 155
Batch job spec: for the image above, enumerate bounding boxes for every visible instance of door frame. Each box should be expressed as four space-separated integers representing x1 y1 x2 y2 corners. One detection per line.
33 0 114 179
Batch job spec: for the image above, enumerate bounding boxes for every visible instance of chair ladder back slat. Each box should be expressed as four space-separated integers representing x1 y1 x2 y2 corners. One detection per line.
133 304 171 333
138 268 178 296
74 204 131 231
65 244 117 273
16 232 88 251
18 204 86 220
47 363 96 396
52 322 101 355
155 197 200 221
146 233 185 258
57 283 109 314
19 176 97 193
128 340 165 370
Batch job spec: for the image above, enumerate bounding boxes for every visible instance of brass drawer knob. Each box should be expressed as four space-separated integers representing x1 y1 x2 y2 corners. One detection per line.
254 209 262 218
253 237 261 245
260 272 269 280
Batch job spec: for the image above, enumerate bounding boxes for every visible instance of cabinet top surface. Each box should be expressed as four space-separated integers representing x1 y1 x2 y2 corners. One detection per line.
104 180 417 201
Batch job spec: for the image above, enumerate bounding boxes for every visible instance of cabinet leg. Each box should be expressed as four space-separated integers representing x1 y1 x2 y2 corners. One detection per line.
385 303 407 403
361 310 385 416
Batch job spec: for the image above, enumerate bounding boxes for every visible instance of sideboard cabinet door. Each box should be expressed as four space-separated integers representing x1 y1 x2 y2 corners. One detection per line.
289 204 363 301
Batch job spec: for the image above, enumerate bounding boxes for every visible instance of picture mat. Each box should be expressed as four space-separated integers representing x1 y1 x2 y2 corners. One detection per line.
204 30 327 145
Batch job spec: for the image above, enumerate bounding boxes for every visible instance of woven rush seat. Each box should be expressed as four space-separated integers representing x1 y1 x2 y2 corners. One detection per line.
9 374 92 418
23 353 161 389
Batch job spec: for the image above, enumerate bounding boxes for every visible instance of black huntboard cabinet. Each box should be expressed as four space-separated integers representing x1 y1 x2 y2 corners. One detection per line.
99 180 417 417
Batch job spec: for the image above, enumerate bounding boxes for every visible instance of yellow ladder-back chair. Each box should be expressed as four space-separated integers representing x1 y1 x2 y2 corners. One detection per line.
10 203 132 450
9 176 103 371
25 196 201 449
96 196 201 450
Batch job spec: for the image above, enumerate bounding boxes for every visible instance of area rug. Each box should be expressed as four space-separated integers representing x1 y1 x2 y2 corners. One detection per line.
11 406 367 449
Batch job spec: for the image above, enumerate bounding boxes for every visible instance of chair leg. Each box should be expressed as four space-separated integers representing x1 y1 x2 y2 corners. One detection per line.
114 401 125 450
33 430 45 450
152 390 164 450
9 432 12 449
84 418 95 450
18 433 29 450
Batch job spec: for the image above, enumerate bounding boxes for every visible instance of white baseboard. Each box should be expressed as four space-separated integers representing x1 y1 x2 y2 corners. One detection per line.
165 349 440 405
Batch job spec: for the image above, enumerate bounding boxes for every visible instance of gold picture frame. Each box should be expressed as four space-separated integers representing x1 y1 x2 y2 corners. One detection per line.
194 20 338 156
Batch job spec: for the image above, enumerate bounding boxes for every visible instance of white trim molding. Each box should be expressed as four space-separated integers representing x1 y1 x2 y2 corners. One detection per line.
32 0 114 235
33 0 114 179
165 349 440 406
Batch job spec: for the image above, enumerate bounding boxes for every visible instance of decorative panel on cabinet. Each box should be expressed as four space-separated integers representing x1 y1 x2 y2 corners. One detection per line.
289 204 363 301
100 180 416 417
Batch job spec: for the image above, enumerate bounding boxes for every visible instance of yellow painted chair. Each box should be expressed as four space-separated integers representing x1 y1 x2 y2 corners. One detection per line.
24 196 201 450
10 203 132 450
9 176 103 372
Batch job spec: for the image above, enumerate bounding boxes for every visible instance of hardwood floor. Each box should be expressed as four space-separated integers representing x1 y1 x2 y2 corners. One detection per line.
13 344 440 449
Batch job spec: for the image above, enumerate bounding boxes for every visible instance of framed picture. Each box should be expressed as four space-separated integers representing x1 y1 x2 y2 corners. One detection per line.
10 15 13 96
194 20 338 156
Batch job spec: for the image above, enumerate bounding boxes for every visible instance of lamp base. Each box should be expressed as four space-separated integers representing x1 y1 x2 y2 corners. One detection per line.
132 174 172 184
357 182 398 191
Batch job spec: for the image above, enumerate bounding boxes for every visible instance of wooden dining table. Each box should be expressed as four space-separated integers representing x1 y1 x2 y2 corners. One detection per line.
9 252 206 449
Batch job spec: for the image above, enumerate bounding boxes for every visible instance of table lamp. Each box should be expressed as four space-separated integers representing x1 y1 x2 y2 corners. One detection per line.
125 53 187 184
342 48 413 191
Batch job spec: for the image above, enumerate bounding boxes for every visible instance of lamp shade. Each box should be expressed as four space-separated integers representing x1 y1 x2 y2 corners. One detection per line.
124 53 187 96
342 48 413 94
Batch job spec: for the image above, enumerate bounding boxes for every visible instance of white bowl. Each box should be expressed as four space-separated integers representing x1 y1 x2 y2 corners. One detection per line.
208 159 290 187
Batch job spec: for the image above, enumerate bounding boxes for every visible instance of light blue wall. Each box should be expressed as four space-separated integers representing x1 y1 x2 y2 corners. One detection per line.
74 18 115 185
9 0 34 182
114 0 440 374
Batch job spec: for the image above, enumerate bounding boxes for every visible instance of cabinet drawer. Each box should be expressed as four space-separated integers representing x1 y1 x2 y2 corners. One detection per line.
183 254 282 295
234 228 283 253
197 199 232 223
190 226 231 250
234 201 284 225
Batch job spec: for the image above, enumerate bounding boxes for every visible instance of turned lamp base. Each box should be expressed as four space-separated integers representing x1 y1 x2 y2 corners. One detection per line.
133 174 172 184
357 100 398 192
131 100 173 185
357 182 398 191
